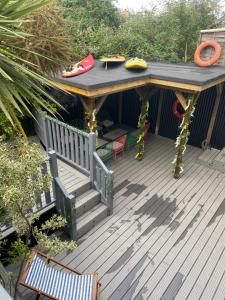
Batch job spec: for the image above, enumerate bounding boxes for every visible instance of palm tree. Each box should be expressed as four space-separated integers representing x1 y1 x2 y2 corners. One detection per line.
0 0 70 139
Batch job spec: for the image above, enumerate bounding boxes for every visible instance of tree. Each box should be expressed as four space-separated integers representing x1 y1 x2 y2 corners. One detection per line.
59 0 121 29
0 141 76 298
0 0 70 138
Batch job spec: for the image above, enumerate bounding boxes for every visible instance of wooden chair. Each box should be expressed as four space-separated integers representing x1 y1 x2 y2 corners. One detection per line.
19 251 100 300
111 135 127 159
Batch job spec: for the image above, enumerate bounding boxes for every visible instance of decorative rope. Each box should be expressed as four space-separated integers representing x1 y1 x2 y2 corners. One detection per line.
85 109 97 133
135 96 149 161
173 94 197 178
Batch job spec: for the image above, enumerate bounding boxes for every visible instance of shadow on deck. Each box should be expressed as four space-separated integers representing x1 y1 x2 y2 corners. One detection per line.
23 135 225 299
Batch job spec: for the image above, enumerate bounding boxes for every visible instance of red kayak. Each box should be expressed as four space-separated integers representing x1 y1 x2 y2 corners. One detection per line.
61 55 94 78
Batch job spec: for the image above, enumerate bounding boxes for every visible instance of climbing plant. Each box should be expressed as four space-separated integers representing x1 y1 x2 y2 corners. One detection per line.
85 109 97 133
173 94 199 178
135 93 149 161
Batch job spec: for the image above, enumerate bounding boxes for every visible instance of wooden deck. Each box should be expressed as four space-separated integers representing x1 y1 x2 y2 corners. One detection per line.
55 135 225 300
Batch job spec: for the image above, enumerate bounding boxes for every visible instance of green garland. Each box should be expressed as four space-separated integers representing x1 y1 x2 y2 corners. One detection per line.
135 96 149 161
85 109 97 133
173 94 197 178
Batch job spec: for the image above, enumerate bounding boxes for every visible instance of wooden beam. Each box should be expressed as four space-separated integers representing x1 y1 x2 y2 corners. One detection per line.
78 95 89 112
175 91 188 110
136 86 159 99
203 83 223 150
155 90 164 136
95 95 108 114
118 92 123 124
52 73 224 98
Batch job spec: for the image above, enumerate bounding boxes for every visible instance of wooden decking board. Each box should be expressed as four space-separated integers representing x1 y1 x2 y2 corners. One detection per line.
102 167 218 299
50 137 225 300
60 140 180 264
63 145 197 269
212 269 225 299
171 189 225 299
143 175 225 300
63 147 198 279
187 224 225 299
200 247 225 299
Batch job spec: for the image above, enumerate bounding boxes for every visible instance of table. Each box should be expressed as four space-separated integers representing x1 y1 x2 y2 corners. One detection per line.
96 138 109 149
103 128 128 141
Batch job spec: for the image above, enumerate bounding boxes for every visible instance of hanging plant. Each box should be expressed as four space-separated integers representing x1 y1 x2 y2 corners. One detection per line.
85 109 97 133
173 94 198 178
135 96 149 161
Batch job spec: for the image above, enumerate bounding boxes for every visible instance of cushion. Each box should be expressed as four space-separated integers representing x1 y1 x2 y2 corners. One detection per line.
25 255 94 300
112 141 123 151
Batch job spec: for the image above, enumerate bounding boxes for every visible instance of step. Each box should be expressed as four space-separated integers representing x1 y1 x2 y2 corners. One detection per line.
77 203 108 239
67 178 92 197
75 189 100 218
197 148 220 166
213 148 225 172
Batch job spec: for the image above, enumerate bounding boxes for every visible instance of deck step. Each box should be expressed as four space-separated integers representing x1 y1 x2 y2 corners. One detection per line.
75 189 100 218
77 203 108 239
198 148 225 173
67 178 91 196
197 148 220 167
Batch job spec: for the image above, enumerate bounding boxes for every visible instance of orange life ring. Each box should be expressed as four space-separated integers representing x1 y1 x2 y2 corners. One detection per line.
194 40 221 67
172 100 183 120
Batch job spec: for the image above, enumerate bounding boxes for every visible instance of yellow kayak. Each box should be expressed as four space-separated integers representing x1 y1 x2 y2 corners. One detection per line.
125 58 148 69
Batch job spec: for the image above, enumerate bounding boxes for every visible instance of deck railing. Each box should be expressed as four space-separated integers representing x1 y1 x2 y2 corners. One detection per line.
34 111 114 214
44 115 91 175
48 151 77 240
93 151 114 214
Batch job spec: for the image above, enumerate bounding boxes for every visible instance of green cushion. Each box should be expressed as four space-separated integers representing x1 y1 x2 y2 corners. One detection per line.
97 148 112 161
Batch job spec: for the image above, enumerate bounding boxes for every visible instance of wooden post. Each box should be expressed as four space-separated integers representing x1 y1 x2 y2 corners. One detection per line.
89 132 96 185
65 194 77 240
135 87 159 160
118 92 123 124
155 89 164 136
48 150 58 200
173 93 200 179
203 83 223 150
107 170 114 215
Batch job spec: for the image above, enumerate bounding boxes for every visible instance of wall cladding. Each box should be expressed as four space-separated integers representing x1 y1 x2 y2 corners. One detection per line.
103 84 225 150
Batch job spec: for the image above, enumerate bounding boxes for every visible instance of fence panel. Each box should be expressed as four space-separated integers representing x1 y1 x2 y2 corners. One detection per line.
45 115 91 174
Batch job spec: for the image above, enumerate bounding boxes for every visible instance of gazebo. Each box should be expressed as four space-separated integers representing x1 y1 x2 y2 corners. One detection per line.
52 29 225 179
52 59 225 179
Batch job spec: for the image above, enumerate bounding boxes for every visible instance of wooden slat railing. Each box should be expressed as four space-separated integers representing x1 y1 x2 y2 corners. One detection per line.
48 151 77 240
93 151 114 215
34 111 114 214
44 115 91 175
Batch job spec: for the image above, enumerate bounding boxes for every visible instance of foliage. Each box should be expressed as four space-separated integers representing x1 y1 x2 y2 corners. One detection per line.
15 1 72 73
136 88 150 161
58 0 121 29
0 141 76 296
0 0 65 138
173 94 198 178
85 109 97 133
0 113 18 141
59 0 221 62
